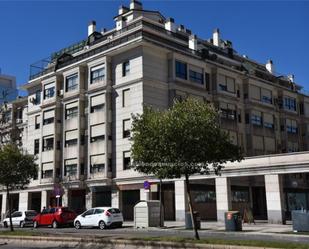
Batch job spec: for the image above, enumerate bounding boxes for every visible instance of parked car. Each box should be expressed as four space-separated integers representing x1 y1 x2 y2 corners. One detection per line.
74 207 123 230
2 210 37 228
33 207 76 228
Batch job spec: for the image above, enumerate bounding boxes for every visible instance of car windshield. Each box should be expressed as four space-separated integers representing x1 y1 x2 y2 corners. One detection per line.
108 208 121 214
25 211 37 217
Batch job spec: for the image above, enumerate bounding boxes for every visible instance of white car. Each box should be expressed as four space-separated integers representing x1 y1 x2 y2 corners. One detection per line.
74 207 123 230
2 210 38 228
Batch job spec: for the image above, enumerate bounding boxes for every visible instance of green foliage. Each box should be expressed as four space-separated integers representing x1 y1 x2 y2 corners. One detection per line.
0 143 38 190
131 98 243 179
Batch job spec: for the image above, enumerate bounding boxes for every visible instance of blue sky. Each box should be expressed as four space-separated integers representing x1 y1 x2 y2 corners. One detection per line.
0 0 308 93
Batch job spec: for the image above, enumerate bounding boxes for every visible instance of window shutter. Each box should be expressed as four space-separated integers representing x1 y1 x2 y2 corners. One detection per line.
91 124 105 137
91 94 105 107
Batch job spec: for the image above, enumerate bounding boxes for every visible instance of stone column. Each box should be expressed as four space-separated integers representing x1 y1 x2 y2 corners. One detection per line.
85 189 94 210
175 180 188 221
1 193 7 220
41 190 48 210
265 174 284 224
111 189 122 209
19 192 29 211
215 177 232 221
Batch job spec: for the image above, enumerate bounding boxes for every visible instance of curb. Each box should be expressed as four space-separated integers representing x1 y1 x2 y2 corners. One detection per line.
0 235 279 249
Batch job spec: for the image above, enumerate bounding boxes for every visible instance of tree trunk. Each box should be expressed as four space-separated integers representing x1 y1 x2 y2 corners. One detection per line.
159 178 164 227
6 186 14 232
185 174 199 240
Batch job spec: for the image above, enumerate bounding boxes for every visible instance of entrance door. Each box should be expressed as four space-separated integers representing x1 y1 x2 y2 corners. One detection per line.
122 190 140 221
252 187 267 220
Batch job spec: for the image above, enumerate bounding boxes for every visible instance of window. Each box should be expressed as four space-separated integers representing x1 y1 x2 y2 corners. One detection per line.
189 70 203 84
65 106 78 120
251 111 262 126
175 61 187 80
66 74 78 92
43 109 54 125
261 88 272 104
122 61 130 77
220 103 236 120
123 151 131 170
286 119 298 134
65 130 78 147
42 136 54 151
43 83 55 99
90 124 105 143
90 154 105 173
64 159 77 176
284 97 296 111
90 65 105 84
94 209 104 214
35 115 40 129
218 75 235 93
34 90 41 105
122 89 130 107
288 141 299 153
123 119 131 138
90 94 105 113
34 139 40 154
42 169 53 179
263 113 274 129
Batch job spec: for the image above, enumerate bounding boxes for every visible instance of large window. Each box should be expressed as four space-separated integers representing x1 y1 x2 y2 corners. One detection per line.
123 119 131 138
90 94 105 113
90 65 105 84
90 154 105 173
66 74 78 92
189 70 203 84
251 111 262 126
286 119 298 134
34 90 41 105
64 159 77 176
263 113 274 129
175 61 187 80
35 115 40 129
123 151 131 170
220 103 236 120
122 61 130 77
43 83 55 99
42 136 54 151
284 97 296 111
65 106 78 120
34 139 40 155
43 109 54 125
65 130 78 147
90 124 105 143
218 74 235 93
122 89 130 107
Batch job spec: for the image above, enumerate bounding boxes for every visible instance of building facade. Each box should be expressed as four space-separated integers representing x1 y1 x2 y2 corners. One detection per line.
1 0 309 224
0 72 18 104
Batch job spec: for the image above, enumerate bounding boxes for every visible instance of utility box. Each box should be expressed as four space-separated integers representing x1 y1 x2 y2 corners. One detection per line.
292 210 309 232
225 211 242 231
134 200 163 228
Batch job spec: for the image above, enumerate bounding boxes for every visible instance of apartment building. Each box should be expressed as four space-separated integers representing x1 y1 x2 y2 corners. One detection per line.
0 72 18 104
1 0 309 223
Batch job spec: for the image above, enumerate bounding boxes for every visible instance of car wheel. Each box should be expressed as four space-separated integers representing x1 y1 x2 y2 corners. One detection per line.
20 221 25 228
74 221 81 230
99 221 106 230
3 222 8 228
52 220 58 229
33 221 38 228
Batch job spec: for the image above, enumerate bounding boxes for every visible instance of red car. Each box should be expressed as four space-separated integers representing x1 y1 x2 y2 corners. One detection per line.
33 207 77 228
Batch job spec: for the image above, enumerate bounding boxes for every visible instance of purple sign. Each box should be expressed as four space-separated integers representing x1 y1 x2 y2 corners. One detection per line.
144 181 150 190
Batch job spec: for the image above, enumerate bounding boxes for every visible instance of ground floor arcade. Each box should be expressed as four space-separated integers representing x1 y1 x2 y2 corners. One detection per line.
1 172 309 224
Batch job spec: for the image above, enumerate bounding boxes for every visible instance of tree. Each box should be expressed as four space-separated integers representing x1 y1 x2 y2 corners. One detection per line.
131 98 243 240
0 144 38 231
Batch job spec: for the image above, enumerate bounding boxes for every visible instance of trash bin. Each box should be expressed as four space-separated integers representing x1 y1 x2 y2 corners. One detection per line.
134 200 163 228
185 211 201 229
225 211 242 231
292 210 309 232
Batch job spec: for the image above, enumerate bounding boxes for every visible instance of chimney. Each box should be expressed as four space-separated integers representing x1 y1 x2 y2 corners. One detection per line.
288 74 295 82
165 18 176 32
88 21 96 36
118 5 129 15
213 28 220 47
266 59 274 74
130 0 143 10
189 35 197 51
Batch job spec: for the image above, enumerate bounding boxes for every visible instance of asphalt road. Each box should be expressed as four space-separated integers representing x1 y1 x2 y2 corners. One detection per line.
1 225 309 245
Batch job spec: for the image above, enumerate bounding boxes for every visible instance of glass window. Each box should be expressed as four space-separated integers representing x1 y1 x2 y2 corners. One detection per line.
123 119 131 138
91 163 105 173
90 104 104 113
44 83 55 99
65 163 77 176
91 66 105 84
43 137 54 151
284 97 296 111
94 209 104 214
122 61 130 77
65 106 78 120
122 89 130 107
90 124 105 143
34 139 40 154
35 115 40 129
83 209 94 216
123 151 131 170
175 61 187 80
189 70 203 84
66 74 78 92
65 139 78 147
34 90 41 105
42 170 53 179
251 114 262 126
